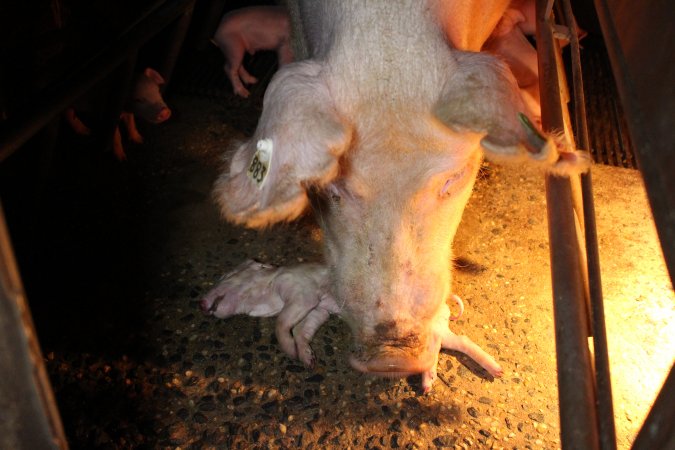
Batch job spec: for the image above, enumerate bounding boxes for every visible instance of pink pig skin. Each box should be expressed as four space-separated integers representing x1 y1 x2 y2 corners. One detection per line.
204 0 589 391
66 67 171 161
212 6 293 98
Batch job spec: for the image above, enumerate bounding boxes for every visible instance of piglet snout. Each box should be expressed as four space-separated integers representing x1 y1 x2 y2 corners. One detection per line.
155 107 171 123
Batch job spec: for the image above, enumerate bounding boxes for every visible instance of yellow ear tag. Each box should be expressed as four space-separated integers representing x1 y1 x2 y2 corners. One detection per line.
248 138 273 188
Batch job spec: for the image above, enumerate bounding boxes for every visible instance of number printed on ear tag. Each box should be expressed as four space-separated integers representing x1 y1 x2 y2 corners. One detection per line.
248 138 273 188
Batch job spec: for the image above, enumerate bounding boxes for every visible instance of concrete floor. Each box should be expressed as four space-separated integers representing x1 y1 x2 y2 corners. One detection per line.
31 92 673 449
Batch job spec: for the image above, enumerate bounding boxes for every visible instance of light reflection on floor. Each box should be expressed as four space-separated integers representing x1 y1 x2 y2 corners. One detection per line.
590 164 675 448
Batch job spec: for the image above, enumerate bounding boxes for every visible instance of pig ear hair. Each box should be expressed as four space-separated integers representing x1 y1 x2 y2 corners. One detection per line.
434 52 526 147
434 52 589 175
213 61 353 228
143 67 165 85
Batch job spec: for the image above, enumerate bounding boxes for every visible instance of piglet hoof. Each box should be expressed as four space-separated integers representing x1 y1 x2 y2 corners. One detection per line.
420 364 438 394
489 364 504 378
129 133 144 144
298 345 316 369
449 294 464 321
233 85 251 98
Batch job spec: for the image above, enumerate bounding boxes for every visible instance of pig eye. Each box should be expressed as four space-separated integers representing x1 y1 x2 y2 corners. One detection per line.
440 166 469 197
330 192 341 204
441 179 452 196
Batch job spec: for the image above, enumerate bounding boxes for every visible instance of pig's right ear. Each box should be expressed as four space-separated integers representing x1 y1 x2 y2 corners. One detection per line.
213 61 352 228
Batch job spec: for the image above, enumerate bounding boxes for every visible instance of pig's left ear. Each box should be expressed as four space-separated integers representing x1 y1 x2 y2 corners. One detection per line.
143 67 165 85
214 61 353 228
434 52 589 174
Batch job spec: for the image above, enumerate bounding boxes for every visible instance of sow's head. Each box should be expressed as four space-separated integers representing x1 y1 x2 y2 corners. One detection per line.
212 55 577 376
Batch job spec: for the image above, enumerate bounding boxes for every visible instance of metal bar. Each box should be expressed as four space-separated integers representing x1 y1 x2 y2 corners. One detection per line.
559 1 617 449
156 3 196 90
0 200 68 450
535 0 600 448
0 0 196 163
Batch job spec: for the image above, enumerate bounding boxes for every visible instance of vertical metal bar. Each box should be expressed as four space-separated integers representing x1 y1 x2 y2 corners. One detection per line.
535 1 600 448
559 1 617 449
155 1 196 91
0 200 69 449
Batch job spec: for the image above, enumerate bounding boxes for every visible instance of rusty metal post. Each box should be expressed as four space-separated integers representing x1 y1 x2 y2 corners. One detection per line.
535 0 600 448
559 1 617 449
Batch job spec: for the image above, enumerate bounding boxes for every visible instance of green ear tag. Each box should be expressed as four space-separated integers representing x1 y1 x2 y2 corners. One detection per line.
248 138 273 188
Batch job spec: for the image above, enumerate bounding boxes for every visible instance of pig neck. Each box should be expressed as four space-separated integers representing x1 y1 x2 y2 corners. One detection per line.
309 0 457 116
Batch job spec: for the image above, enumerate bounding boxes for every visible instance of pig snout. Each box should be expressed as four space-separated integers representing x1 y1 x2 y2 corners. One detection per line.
155 106 171 123
348 339 439 377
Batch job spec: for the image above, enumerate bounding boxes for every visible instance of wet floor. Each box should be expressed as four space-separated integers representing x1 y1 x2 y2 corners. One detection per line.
18 89 673 450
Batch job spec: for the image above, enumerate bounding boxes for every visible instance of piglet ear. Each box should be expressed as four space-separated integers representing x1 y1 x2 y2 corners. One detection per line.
143 67 165 85
214 60 352 228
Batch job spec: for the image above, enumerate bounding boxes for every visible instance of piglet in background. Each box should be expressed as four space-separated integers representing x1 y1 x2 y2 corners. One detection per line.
211 6 293 98
66 67 172 161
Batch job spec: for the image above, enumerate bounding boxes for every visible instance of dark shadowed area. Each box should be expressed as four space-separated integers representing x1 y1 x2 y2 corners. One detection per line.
1 7 672 450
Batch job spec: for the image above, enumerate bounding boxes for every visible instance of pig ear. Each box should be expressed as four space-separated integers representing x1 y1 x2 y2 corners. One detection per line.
143 67 165 85
434 52 589 174
213 61 352 227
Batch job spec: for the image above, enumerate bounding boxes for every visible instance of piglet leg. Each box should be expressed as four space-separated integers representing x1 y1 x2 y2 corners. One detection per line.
120 111 143 144
65 108 91 135
272 264 330 361
420 302 503 392
201 260 335 365
440 329 503 378
288 294 340 367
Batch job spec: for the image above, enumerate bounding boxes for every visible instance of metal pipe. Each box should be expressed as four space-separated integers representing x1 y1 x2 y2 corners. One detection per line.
156 5 196 91
559 1 617 449
535 0 600 448
0 0 196 163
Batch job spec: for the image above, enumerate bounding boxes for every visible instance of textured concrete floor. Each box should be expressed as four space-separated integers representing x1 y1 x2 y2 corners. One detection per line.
27 92 673 449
